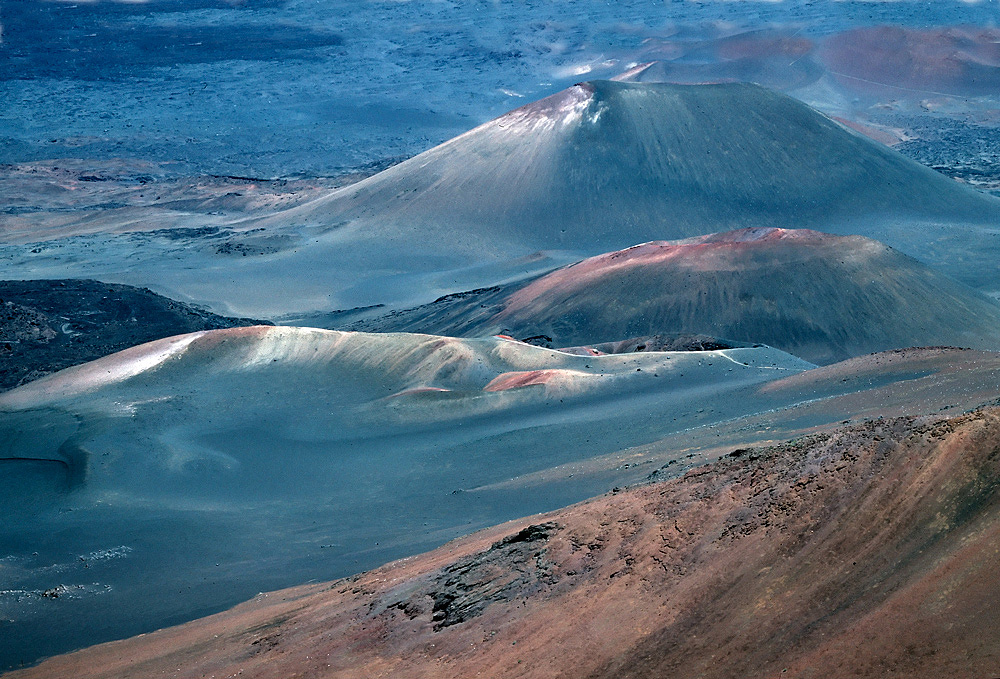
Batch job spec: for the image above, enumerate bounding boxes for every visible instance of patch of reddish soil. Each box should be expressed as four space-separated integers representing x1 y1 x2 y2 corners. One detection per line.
822 26 1000 96
831 116 905 146
14 407 1000 678
500 227 839 311
484 369 567 391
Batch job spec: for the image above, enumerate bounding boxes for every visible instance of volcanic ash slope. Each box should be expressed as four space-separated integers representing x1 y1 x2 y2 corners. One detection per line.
15 407 1000 679
301 80 997 250
6 330 1000 668
353 227 1000 365
281 79 999 297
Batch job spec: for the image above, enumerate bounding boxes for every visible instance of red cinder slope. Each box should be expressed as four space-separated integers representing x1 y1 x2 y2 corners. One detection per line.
487 227 1000 364
822 26 1000 97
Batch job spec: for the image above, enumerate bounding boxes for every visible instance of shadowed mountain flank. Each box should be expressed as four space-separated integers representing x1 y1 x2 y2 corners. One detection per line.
15 407 1000 679
343 228 1000 365
0 279 268 391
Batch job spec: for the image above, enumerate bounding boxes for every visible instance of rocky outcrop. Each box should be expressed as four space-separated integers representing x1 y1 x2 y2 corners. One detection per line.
0 279 267 390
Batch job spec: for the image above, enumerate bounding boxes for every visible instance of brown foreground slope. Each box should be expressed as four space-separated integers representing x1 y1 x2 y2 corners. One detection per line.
15 407 1000 679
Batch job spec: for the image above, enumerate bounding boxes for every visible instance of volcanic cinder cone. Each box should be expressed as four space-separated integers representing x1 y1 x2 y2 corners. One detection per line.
486 227 1000 364
352 227 1000 365
300 80 997 249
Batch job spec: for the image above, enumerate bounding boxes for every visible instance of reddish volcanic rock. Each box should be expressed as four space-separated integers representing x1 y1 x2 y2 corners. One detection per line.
13 407 1000 679
614 29 822 92
501 227 824 302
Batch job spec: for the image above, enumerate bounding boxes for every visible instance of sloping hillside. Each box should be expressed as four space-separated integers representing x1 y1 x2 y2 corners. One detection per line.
14 407 1000 679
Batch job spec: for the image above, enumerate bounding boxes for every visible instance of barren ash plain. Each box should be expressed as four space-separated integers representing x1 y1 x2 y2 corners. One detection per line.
3 1 1000 677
